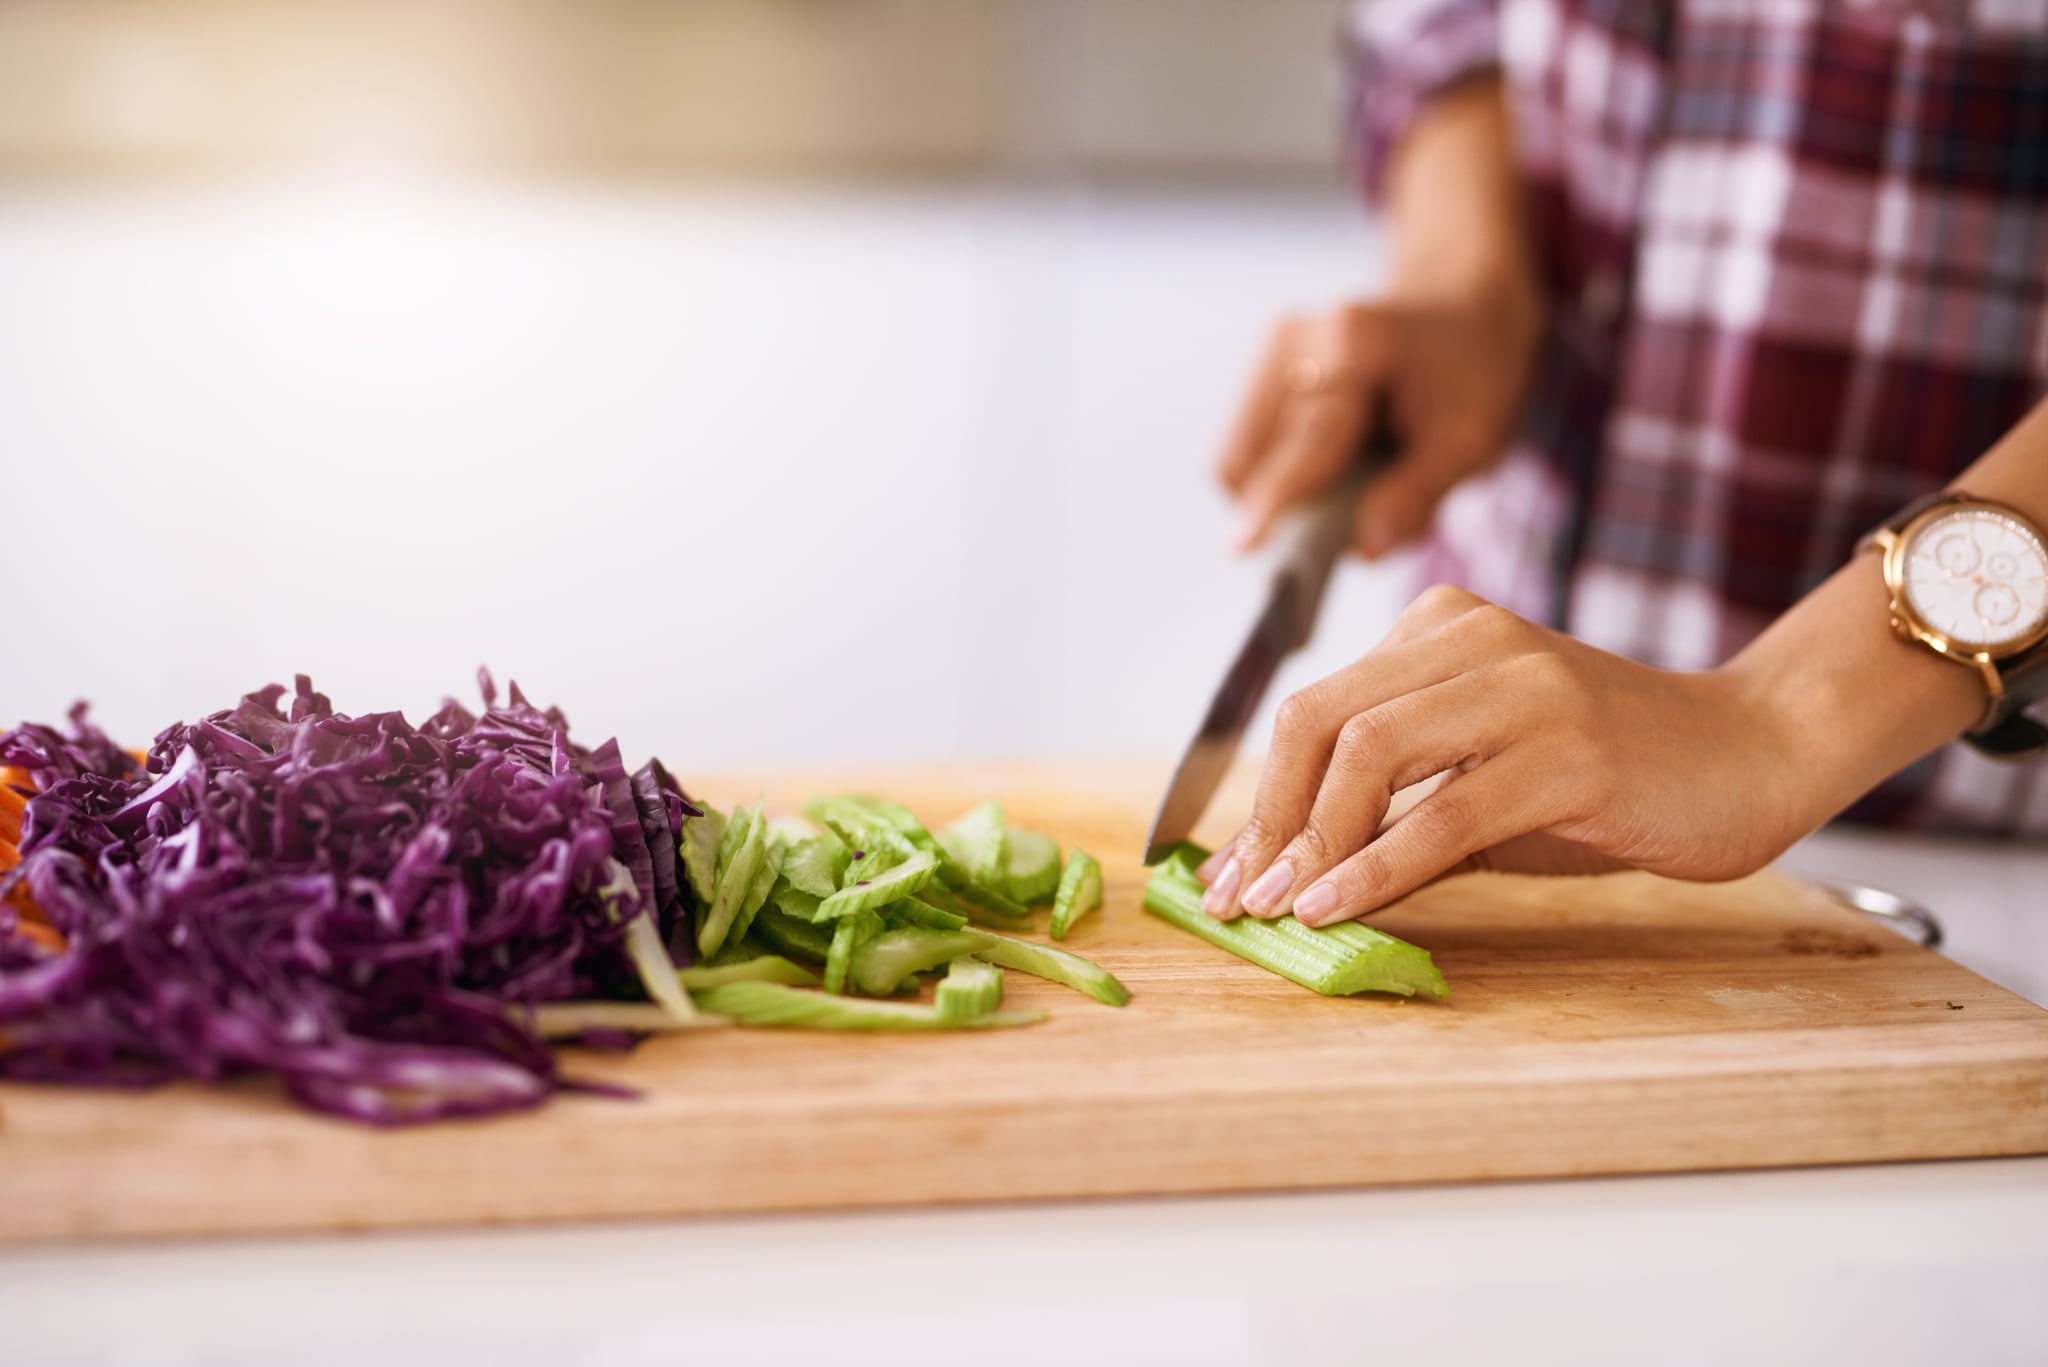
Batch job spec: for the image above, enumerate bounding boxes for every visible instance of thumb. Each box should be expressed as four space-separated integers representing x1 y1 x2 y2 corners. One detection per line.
1351 441 1470 559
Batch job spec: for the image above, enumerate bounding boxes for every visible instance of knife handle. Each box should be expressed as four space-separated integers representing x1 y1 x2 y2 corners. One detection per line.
1264 397 1403 652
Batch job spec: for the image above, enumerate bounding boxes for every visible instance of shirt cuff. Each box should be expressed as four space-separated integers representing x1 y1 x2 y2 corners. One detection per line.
1338 0 1501 202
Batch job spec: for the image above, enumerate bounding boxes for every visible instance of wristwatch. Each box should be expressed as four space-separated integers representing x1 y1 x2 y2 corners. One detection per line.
1860 492 2048 759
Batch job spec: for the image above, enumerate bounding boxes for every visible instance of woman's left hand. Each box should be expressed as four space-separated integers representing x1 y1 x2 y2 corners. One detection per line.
1198 585 1820 927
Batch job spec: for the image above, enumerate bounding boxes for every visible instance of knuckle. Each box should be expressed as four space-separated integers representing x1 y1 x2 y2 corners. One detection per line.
1408 793 1477 852
1466 602 1522 639
1409 583 1475 621
1328 711 1391 779
1271 689 1325 746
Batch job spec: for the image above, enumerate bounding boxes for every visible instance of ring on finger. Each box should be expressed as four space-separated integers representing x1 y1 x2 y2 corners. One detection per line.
1283 356 1329 396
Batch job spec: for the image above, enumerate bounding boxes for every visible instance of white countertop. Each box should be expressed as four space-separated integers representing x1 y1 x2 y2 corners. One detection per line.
5 827 2044 1367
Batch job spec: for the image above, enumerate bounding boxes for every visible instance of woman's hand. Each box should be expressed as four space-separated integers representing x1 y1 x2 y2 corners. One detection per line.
1197 586 1824 927
1218 77 1543 558
1217 294 1541 558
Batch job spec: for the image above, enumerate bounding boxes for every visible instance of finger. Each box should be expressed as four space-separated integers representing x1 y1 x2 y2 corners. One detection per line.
1226 599 1524 918
1233 390 1368 551
1247 667 1518 918
1196 838 1236 883
1215 320 1300 496
1351 437 1483 560
1373 582 1487 652
1293 757 1545 926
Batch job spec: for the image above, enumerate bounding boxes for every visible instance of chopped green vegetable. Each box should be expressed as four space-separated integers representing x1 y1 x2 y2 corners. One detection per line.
921 877 1032 929
816 850 937 920
730 835 783 949
849 928 989 996
677 955 819 989
1001 827 1062 904
935 957 1003 1024
1048 849 1104 940
938 801 1008 886
698 799 768 958
531 1000 706 1038
1143 844 1448 998
692 981 1045 1031
824 908 883 994
678 806 726 906
753 904 835 964
623 905 701 1022
886 895 970 932
1947 1000 1965 1010
781 832 850 898
967 928 1128 1007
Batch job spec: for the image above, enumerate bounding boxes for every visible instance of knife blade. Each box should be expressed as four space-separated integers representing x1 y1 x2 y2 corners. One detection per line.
1142 407 1402 864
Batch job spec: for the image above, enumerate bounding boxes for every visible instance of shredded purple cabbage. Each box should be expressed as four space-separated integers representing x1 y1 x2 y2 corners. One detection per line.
0 673 702 1125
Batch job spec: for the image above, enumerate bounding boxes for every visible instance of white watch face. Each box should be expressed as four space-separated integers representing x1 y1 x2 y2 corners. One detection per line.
1900 506 2048 651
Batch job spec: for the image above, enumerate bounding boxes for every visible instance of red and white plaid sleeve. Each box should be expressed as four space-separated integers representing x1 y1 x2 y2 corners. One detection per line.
1338 0 1502 200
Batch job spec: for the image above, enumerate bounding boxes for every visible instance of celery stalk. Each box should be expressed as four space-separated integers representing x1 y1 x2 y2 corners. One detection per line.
934 957 1003 1024
967 928 1129 1007
848 928 987 996
694 980 1045 1031
1048 849 1104 941
676 955 818 989
1142 844 1448 999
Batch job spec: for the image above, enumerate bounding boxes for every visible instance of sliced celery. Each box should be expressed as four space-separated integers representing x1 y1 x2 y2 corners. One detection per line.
816 851 936 920
1001 827 1063 904
1048 849 1104 941
698 799 767 958
968 929 1128 1007
677 955 819 989
921 876 1032 929
781 832 850 898
753 904 834 964
730 836 783 949
693 981 1045 1031
934 957 1003 1024
823 908 883 994
848 928 987 997
1142 844 1448 999
531 1000 708 1039
938 801 1008 887
678 806 726 906
886 895 970 932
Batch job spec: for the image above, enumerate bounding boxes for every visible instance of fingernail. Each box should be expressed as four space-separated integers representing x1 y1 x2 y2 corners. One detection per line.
1233 510 1265 551
1294 882 1339 925
1239 859 1294 915
1201 857 1241 917
1196 841 1234 884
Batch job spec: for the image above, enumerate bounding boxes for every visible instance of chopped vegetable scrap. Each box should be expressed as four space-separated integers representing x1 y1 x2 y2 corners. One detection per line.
0 681 1126 1125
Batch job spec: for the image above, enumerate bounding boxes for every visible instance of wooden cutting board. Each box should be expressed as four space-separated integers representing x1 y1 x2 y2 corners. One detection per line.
4 760 2045 1244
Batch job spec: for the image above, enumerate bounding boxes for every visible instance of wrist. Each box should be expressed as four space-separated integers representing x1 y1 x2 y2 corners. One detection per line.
1720 557 1983 826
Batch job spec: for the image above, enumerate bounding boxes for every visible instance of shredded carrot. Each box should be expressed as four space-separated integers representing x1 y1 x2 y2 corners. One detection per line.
13 919 61 955
0 840 17 873
0 804 16 848
0 765 32 791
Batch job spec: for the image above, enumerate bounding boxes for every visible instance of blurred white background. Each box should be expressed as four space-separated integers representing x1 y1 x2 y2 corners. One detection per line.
0 180 1407 768
0 0 1416 770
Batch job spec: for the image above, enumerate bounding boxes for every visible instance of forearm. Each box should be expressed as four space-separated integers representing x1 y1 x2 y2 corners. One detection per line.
1382 76 1541 330
1727 396 2048 823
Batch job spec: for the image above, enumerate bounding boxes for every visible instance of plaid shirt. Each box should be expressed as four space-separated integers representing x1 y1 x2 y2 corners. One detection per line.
1342 0 2048 835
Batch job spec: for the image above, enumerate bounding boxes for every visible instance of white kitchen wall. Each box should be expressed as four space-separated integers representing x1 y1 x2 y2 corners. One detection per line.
0 179 1404 773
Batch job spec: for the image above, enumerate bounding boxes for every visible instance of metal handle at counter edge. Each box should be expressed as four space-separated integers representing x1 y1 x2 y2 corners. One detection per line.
1810 877 1945 950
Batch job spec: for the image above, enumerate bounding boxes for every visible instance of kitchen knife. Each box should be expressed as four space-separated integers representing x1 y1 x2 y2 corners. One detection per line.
1142 406 1402 865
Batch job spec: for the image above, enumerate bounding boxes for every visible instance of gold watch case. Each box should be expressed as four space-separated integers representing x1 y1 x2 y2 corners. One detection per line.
1869 499 2048 720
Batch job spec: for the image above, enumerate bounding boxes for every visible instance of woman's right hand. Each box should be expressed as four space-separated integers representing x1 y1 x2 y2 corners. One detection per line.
1216 288 1542 559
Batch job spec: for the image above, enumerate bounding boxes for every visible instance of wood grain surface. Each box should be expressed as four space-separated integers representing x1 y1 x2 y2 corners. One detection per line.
3 760 2044 1244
